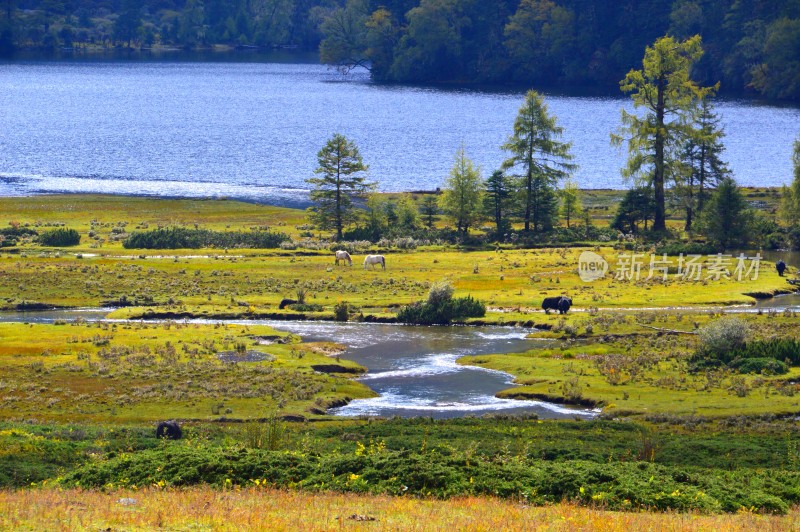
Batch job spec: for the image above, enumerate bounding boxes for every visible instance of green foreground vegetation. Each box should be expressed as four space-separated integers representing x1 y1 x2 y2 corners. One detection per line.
1 194 800 515
2 417 800 514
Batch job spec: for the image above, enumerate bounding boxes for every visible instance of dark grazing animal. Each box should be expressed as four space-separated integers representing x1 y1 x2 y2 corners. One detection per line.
156 421 182 440
279 298 298 309
777 260 787 277
542 296 572 314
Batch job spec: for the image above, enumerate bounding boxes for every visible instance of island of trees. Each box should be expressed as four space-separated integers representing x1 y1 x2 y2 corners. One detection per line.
2 1 799 100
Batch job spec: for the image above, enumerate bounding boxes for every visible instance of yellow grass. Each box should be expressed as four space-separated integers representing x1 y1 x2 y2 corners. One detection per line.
1 487 797 531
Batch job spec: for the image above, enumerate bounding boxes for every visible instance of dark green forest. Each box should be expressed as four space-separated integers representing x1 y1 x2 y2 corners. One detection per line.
2 0 799 100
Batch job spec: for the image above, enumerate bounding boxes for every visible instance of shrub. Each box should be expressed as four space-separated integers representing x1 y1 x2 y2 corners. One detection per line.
0 226 38 239
38 228 80 247
334 301 350 322
698 317 750 358
288 303 323 312
398 281 485 325
61 447 798 514
123 227 289 249
426 281 455 307
729 357 789 375
655 241 717 256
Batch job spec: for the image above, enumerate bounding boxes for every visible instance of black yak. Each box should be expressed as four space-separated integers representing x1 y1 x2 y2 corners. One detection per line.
542 296 572 314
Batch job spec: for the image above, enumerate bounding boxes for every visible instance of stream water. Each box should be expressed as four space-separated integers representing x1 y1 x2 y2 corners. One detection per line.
2 289 799 419
0 309 595 419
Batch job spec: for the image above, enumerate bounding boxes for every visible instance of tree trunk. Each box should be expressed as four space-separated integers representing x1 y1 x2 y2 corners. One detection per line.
335 157 342 241
697 142 707 214
653 76 667 232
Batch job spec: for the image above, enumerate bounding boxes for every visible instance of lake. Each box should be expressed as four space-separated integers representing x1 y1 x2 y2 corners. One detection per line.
1 53 799 207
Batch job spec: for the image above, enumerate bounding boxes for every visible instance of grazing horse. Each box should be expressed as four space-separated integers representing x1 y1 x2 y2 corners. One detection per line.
335 250 352 266
363 254 386 270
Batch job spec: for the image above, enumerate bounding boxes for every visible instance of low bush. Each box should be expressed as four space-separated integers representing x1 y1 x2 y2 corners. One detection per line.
698 317 751 358
398 281 485 325
123 227 289 249
60 446 799 513
287 303 324 312
729 357 789 375
333 301 350 322
691 337 798 374
38 228 80 246
655 241 717 256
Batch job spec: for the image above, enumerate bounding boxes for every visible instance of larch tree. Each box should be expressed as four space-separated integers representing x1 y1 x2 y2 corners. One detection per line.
307 133 373 241
559 178 582 228
439 146 483 235
484 170 513 238
419 194 439 229
677 99 730 231
502 90 575 232
700 176 752 250
611 35 715 233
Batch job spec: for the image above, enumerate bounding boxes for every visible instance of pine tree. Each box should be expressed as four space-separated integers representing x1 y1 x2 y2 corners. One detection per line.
700 177 752 250
419 194 439 229
306 133 373 241
502 90 575 232
677 99 730 231
484 170 513 238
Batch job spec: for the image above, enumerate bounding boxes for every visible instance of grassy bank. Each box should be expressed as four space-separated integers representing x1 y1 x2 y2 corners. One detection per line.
461 311 800 416
0 321 373 423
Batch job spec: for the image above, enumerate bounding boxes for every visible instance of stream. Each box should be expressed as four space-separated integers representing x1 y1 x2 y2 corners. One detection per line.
0 309 595 419
2 289 799 419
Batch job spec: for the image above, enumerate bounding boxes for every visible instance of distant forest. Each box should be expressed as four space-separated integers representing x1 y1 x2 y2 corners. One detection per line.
1 1 799 100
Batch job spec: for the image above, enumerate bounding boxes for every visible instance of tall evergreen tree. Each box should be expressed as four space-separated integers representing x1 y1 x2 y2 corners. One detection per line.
612 35 715 233
502 90 575 233
419 194 439 229
700 176 751 250
439 146 483 235
677 99 731 231
611 186 656 234
484 170 513 238
307 133 373 241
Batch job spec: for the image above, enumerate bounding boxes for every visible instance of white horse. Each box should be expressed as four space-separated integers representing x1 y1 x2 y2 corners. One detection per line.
335 250 352 266
363 254 386 270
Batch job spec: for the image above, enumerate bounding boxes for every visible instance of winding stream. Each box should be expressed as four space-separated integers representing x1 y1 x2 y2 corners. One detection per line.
0 309 595 419
2 290 799 419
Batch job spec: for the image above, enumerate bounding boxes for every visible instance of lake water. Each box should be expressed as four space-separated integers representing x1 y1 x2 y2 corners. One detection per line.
1 54 799 207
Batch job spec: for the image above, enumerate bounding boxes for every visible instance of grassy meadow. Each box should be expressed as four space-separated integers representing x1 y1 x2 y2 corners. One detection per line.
0 195 793 318
1 193 800 520
0 321 372 423
3 487 799 531
462 311 800 417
